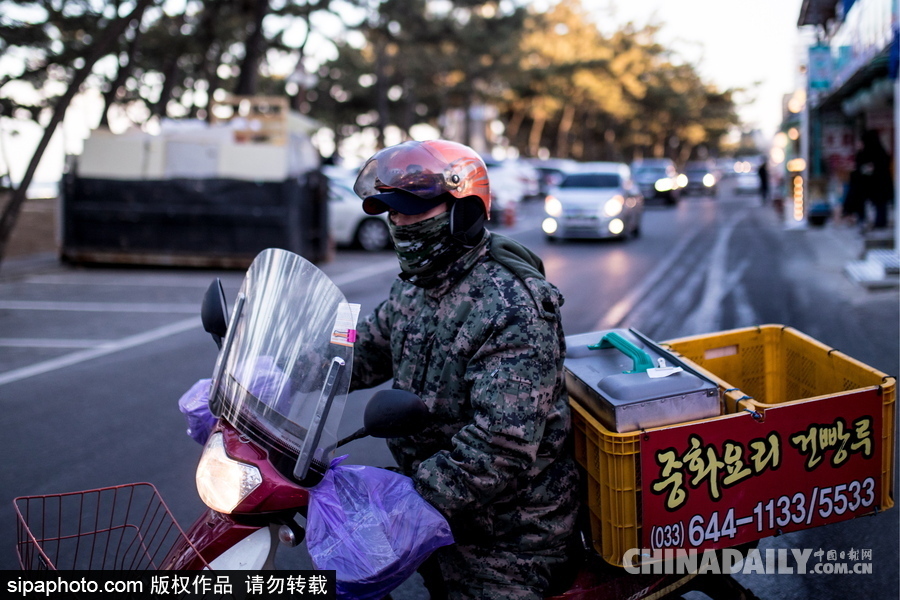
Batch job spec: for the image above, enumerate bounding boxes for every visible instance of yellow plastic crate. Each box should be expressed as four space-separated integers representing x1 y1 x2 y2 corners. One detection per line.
570 401 642 566
569 324 896 567
662 324 895 513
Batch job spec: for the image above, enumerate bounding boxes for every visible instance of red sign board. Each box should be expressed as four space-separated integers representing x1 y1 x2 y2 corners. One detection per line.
640 389 883 552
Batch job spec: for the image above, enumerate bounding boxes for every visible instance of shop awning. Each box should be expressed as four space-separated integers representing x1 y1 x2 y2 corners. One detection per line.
812 46 891 112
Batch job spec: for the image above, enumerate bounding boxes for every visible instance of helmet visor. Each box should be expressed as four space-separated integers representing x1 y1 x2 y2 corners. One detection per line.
353 141 485 202
362 189 438 215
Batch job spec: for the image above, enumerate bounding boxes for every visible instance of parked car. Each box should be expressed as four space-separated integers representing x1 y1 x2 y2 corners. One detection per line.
542 163 644 241
327 178 392 252
509 159 542 199
523 158 580 196
682 160 719 196
482 156 526 225
631 158 682 205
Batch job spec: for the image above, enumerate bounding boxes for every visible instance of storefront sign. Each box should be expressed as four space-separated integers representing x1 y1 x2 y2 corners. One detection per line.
809 45 833 90
640 389 883 552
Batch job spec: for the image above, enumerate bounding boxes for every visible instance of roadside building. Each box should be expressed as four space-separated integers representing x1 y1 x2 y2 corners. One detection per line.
795 0 898 286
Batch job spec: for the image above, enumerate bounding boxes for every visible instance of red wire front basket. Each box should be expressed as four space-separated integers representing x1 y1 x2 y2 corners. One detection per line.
14 483 204 570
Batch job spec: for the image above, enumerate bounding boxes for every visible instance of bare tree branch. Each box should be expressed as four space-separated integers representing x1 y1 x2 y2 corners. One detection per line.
0 0 158 268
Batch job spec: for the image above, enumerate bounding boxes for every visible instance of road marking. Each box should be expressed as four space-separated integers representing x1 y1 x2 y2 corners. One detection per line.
732 280 759 329
0 300 197 313
682 209 749 333
0 235 512 386
0 317 199 387
0 338 108 348
597 207 754 335
24 274 243 287
23 260 401 291
621 251 709 334
0 259 400 386
0 260 400 387
595 225 705 330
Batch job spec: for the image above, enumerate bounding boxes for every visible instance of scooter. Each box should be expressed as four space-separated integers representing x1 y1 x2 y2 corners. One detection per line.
14 248 761 599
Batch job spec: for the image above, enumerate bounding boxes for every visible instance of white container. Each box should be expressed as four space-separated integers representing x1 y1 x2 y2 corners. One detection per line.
217 143 288 181
78 130 165 179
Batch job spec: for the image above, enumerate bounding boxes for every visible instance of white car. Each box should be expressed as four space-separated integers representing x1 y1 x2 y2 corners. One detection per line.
482 156 526 225
327 178 392 252
508 160 542 199
543 163 644 241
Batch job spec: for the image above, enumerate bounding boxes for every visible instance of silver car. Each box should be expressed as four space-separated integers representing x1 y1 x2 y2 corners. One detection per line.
328 178 391 252
542 163 644 241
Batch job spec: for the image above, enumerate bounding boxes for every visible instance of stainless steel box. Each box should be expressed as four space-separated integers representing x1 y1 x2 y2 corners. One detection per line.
564 329 721 433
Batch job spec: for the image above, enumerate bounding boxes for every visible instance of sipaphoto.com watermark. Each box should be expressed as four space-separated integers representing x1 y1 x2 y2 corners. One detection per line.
623 547 874 575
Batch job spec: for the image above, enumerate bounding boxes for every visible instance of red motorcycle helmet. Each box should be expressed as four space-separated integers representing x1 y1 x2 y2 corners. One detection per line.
354 140 491 219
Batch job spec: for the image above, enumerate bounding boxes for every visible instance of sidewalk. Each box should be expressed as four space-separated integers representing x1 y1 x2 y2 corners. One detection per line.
843 226 899 289
0 252 61 282
0 195 62 281
788 208 899 290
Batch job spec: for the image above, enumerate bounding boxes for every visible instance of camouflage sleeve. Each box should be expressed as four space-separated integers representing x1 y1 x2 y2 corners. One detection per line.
413 303 560 518
349 297 395 391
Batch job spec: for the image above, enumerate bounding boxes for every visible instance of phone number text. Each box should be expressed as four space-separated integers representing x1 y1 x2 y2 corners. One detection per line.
649 477 876 549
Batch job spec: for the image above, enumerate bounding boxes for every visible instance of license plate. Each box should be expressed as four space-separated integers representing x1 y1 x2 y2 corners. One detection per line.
565 217 598 228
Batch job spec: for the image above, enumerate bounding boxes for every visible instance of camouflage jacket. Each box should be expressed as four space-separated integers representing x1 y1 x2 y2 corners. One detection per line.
351 232 579 552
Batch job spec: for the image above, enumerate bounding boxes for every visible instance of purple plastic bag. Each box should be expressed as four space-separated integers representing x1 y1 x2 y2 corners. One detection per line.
177 359 289 446
177 378 216 445
239 356 291 416
307 457 454 600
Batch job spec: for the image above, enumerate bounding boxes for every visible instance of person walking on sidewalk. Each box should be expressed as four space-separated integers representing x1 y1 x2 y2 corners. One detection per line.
757 161 769 203
845 130 894 230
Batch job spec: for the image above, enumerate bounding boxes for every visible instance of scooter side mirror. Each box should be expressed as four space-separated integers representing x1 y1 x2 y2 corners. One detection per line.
335 390 429 449
364 390 429 439
201 278 228 349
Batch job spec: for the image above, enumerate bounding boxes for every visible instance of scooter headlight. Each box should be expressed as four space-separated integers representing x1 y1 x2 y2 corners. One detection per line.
196 432 262 514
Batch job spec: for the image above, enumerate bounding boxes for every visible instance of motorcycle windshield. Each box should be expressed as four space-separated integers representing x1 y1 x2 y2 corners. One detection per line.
210 249 356 480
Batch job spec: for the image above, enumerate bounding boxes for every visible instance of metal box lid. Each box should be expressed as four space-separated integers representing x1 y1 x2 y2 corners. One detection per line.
564 329 721 431
597 370 711 405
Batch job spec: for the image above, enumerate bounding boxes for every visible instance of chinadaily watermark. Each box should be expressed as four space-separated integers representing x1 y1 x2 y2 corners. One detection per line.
623 547 874 575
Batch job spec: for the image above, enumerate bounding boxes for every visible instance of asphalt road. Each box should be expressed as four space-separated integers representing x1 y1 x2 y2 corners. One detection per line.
0 179 897 599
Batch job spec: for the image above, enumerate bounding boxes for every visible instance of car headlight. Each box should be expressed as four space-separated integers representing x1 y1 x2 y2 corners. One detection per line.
545 195 563 217
655 178 674 192
675 174 688 188
604 195 624 217
542 217 558 234
196 432 262 514
703 174 716 187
